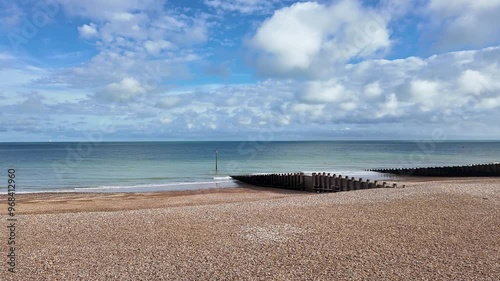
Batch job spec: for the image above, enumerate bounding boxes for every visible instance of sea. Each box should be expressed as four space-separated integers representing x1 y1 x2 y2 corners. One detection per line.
1 141 499 193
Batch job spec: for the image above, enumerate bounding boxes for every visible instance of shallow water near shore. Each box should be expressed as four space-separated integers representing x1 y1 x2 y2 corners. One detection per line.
1 141 499 193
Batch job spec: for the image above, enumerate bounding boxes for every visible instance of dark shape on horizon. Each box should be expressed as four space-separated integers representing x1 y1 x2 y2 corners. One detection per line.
367 163 500 177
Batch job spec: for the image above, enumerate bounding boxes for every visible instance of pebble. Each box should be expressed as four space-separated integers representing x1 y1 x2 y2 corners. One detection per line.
1 178 499 280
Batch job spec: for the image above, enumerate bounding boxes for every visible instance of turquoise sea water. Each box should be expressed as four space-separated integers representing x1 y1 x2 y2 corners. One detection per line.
1 141 499 193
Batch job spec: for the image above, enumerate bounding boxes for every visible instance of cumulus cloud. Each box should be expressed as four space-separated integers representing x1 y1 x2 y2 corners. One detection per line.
68 1 208 48
96 77 146 102
458 70 494 95
93 44 498 138
424 0 500 51
78 23 98 38
36 2 207 103
155 96 182 109
250 0 391 76
4 44 500 140
143 40 172 55
410 80 442 111
293 46 500 127
376 93 400 118
301 79 347 104
364 81 383 98
4 0 500 140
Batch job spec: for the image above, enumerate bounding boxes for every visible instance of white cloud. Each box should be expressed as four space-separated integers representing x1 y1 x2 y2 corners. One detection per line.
204 0 280 14
4 43 500 139
132 46 500 136
252 2 325 70
73 9 208 48
156 96 181 108
429 0 500 15
0 2 24 28
425 0 500 50
96 77 145 102
364 81 383 98
457 69 496 96
290 103 325 118
160 116 173 124
64 0 208 49
410 80 442 112
376 93 400 118
296 46 500 123
302 79 347 104
173 20 208 46
143 40 172 55
98 12 150 43
59 0 160 20
250 0 391 76
4 0 500 140
78 23 98 38
478 97 500 110
112 12 135 21
37 2 207 108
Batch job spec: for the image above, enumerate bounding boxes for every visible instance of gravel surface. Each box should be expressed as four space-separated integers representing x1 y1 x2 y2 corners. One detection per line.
1 178 499 280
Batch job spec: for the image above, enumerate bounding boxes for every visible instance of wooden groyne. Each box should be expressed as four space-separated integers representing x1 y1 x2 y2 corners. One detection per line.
231 173 306 190
367 163 500 177
231 172 404 193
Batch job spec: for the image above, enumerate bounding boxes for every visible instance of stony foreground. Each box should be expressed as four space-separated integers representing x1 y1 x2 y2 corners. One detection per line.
1 179 499 280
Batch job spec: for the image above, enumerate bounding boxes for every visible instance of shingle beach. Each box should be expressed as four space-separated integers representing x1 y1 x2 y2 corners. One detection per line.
2 178 499 280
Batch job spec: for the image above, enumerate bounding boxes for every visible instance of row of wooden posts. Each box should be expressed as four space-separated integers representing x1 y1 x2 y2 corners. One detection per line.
368 163 500 177
231 173 404 193
231 173 305 190
311 172 403 192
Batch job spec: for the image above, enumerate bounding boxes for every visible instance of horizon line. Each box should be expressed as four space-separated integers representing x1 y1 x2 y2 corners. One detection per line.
1 139 500 143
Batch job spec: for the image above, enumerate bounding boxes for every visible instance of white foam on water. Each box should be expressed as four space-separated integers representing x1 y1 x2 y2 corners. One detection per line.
212 176 232 180
75 179 237 192
79 180 227 190
17 178 238 194
17 189 77 194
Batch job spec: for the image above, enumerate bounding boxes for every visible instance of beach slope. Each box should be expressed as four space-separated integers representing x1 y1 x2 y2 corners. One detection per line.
1 179 499 280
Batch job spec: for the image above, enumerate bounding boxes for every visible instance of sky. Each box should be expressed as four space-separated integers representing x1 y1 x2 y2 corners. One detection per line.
0 0 499 141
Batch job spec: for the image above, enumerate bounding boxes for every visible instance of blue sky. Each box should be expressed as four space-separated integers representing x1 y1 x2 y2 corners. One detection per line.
1 0 500 141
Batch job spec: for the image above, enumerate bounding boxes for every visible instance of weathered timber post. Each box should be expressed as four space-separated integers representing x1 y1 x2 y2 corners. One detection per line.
355 177 360 189
367 180 373 189
360 178 367 189
339 176 346 191
303 174 313 192
494 164 500 176
351 177 357 190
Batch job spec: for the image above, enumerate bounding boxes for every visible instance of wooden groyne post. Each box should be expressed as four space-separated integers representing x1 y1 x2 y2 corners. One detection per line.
231 173 404 193
369 162 500 177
